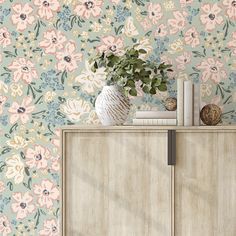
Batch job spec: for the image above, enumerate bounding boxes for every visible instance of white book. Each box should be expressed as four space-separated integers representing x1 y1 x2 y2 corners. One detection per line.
135 111 176 119
193 83 200 126
177 78 184 126
133 119 177 126
184 80 193 126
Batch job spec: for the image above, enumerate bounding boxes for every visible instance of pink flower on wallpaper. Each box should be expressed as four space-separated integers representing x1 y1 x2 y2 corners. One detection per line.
25 145 51 169
0 215 11 236
140 18 152 31
223 0 236 20
34 0 60 20
0 0 5 3
147 3 162 25
33 180 59 208
228 31 236 54
39 219 59 236
11 3 35 31
184 27 200 47
97 35 124 55
154 24 167 37
197 58 227 84
200 3 223 32
11 192 35 219
8 58 38 84
110 0 120 4
51 157 60 172
0 95 7 115
8 96 35 124
179 0 193 7
56 41 82 72
0 27 11 48
168 11 187 35
0 181 5 193
175 52 191 70
39 30 67 54
74 0 102 19
51 129 60 148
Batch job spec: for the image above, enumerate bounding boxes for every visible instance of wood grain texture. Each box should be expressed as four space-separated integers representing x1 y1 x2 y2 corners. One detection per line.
175 132 236 236
62 130 172 236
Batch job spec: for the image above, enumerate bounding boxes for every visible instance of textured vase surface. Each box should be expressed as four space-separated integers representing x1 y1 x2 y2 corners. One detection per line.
95 85 131 126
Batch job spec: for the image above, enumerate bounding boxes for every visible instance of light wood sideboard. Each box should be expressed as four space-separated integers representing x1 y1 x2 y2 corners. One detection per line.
61 126 236 236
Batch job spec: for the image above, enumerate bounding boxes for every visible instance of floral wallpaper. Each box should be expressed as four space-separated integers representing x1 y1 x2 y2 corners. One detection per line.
0 0 236 234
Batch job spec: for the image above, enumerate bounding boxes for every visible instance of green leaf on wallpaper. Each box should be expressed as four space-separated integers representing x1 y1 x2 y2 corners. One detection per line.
224 95 232 104
115 25 124 35
7 181 13 191
192 51 205 58
9 123 18 134
25 167 30 177
3 50 17 58
21 152 26 160
1 147 11 155
0 162 6 173
145 31 152 37
34 209 41 227
61 70 67 84
23 177 32 190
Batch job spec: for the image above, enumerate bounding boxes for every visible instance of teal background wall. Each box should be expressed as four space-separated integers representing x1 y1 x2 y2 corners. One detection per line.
0 0 236 234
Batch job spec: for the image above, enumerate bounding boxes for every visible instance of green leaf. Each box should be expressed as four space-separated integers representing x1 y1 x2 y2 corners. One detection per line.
158 83 167 91
150 87 156 95
129 88 137 96
142 85 150 93
138 49 147 54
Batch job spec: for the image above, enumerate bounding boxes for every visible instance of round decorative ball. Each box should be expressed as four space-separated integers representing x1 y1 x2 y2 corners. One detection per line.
164 97 177 111
200 104 222 126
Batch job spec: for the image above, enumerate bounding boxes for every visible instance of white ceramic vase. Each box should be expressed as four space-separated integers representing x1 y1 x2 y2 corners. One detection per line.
95 85 130 126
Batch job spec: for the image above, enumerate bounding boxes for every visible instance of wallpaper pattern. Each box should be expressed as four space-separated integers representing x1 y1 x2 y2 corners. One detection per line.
0 0 236 234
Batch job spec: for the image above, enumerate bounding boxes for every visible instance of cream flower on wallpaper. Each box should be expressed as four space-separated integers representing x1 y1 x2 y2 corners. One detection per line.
10 83 23 97
124 17 139 37
0 215 12 235
179 0 193 8
11 3 35 31
184 27 200 48
197 58 227 84
74 0 103 19
34 0 60 20
228 31 236 54
39 30 67 54
25 145 51 170
97 35 124 56
75 61 106 94
223 0 236 20
11 192 35 219
200 3 223 32
55 41 83 72
61 98 91 122
6 135 29 149
0 95 7 115
39 219 59 236
8 58 38 84
33 180 59 208
147 3 162 25
8 96 35 125
5 154 24 184
0 27 11 48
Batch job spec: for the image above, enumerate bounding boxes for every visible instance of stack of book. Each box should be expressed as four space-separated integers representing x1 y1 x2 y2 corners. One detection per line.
177 79 200 126
133 110 177 125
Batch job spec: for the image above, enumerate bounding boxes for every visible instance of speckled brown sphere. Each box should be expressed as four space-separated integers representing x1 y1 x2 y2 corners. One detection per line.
164 97 177 111
200 104 222 126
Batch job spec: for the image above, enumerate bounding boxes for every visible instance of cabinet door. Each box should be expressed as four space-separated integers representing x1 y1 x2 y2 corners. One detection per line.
175 132 236 236
62 130 172 236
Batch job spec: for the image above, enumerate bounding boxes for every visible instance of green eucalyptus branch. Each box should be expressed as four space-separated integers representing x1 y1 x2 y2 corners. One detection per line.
90 46 173 96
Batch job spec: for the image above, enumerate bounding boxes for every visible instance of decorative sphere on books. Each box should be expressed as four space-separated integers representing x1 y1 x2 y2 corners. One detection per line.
164 97 177 111
200 104 222 126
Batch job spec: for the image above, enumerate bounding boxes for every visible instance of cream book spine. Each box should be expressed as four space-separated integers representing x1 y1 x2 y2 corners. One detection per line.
184 80 193 126
177 78 184 126
194 83 200 126
133 119 177 126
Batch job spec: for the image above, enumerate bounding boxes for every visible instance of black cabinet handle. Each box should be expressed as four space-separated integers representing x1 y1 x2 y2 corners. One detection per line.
168 130 176 165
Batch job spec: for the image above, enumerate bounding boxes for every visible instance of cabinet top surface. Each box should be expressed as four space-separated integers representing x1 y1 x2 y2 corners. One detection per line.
61 125 236 131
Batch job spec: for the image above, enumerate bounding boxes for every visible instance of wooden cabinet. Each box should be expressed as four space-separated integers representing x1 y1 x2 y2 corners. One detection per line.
61 126 236 236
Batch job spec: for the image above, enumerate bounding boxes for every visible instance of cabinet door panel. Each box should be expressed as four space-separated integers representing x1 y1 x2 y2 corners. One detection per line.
175 132 236 236
63 131 172 236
